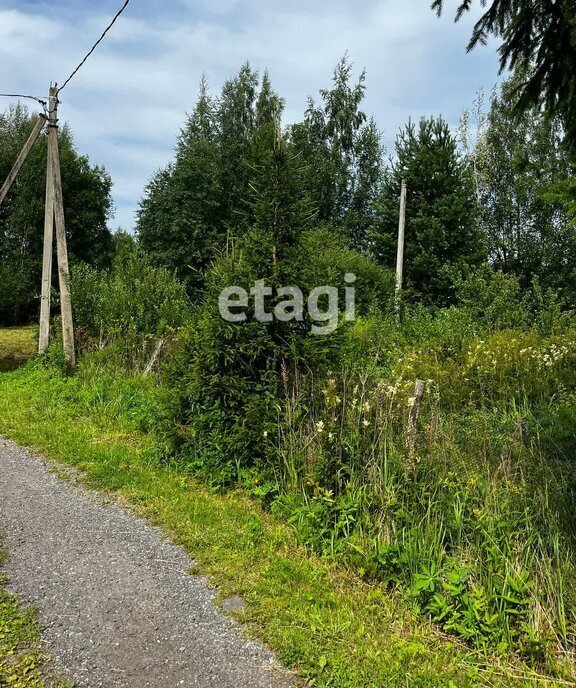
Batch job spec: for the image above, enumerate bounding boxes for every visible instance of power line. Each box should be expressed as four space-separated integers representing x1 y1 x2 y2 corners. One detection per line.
58 0 131 94
0 93 47 108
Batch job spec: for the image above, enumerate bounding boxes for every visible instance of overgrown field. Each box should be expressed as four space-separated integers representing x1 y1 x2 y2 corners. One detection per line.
2 55 576 686
69 246 576 677
0 353 573 687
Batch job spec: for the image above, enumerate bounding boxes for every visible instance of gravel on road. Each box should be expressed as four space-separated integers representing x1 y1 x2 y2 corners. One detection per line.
0 437 294 688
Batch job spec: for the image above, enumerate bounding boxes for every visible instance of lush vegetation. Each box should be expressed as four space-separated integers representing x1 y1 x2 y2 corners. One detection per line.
0 105 113 326
0 326 35 371
2 31 576 686
1 352 573 687
433 0 576 161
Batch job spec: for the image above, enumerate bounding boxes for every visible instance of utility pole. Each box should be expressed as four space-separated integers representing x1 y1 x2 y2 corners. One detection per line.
46 85 75 367
39 87 56 353
395 179 407 323
0 86 75 364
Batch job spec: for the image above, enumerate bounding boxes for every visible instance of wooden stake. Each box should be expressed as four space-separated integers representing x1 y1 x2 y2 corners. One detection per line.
47 89 75 368
0 114 46 209
395 179 407 323
39 88 57 353
407 379 426 457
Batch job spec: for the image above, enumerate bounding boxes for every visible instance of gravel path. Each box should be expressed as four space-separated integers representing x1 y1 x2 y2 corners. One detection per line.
0 437 294 688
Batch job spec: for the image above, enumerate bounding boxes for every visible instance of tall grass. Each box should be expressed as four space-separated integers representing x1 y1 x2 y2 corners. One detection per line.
267 322 576 667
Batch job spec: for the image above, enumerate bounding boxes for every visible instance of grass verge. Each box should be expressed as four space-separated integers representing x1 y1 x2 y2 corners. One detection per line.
0 358 573 687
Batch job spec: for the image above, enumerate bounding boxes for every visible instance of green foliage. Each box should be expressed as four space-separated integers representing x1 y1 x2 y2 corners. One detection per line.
138 77 223 296
449 264 529 331
70 242 190 368
166 225 394 484
137 58 385 300
471 74 576 293
433 0 576 157
290 55 383 250
0 104 114 326
272 319 576 661
371 116 483 304
0 550 71 687
2 358 550 688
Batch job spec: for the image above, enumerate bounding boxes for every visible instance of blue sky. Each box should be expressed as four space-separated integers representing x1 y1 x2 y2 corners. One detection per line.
0 0 501 231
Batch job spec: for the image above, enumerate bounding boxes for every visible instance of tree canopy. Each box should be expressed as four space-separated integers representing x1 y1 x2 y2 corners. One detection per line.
371 116 483 304
0 104 114 325
432 0 576 151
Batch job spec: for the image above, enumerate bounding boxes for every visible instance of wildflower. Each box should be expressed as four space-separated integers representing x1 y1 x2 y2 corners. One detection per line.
363 402 371 412
362 419 370 428
407 397 416 407
263 430 268 438
328 432 334 441
316 420 325 433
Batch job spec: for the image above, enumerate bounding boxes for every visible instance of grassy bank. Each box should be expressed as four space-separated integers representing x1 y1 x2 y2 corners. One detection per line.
0 352 573 687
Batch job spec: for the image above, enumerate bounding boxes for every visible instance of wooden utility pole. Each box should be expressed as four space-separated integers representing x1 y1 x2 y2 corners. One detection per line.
0 86 76 363
0 114 46 208
394 179 407 323
39 88 56 353
46 85 75 367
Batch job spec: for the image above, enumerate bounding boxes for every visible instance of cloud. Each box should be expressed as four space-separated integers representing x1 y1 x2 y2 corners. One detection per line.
0 1 500 231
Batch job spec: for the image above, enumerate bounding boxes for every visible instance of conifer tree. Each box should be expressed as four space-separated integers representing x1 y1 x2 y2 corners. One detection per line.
433 0 576 153
138 76 222 295
371 116 483 304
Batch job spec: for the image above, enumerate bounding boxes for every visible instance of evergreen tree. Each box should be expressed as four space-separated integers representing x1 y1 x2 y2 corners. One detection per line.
371 116 483 304
138 66 269 297
433 0 576 153
217 63 259 234
138 76 222 295
249 73 314 256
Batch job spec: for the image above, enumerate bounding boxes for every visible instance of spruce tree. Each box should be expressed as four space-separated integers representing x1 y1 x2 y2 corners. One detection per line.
433 0 576 153
137 76 222 296
217 62 259 235
371 116 483 304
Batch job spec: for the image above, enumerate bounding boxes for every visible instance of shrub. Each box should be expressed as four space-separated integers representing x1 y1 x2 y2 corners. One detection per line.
165 227 395 484
71 247 190 368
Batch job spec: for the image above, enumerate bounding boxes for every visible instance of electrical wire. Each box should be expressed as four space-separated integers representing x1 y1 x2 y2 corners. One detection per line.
58 0 131 93
0 93 47 107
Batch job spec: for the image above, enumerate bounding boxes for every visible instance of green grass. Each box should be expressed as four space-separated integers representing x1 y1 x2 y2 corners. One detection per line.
0 360 573 687
0 549 70 687
0 327 36 372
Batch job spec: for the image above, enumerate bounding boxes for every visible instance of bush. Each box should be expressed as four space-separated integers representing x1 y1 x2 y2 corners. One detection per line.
165 227 395 483
71 246 190 368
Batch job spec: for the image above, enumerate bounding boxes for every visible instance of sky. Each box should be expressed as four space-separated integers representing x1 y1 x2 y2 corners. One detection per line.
0 0 501 232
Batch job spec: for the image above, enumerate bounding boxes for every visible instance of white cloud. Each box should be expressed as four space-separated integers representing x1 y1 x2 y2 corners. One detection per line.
0 1 500 231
